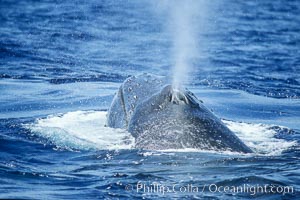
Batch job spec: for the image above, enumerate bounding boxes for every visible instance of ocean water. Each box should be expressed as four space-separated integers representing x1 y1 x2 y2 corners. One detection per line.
1 0 300 199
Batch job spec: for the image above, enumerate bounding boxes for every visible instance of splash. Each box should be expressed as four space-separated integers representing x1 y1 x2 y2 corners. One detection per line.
25 111 134 151
223 120 297 156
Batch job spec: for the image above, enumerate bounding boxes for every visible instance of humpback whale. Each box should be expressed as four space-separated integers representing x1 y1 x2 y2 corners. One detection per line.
107 73 252 153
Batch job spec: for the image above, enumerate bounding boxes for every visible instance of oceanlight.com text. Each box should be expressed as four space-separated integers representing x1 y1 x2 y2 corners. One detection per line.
124 182 294 196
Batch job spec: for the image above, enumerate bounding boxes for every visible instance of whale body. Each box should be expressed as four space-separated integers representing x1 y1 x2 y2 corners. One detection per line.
107 73 252 153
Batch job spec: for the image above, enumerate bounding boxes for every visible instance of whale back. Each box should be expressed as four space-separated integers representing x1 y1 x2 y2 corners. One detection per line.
128 84 253 153
107 74 252 153
106 73 167 128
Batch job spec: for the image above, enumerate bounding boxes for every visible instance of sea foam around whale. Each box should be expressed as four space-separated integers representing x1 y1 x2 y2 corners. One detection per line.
26 110 297 156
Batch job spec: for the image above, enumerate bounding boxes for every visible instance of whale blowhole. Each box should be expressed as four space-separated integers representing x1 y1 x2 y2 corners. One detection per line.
107 74 253 153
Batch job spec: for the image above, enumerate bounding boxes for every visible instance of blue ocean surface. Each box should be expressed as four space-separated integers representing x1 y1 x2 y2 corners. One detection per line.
1 0 300 199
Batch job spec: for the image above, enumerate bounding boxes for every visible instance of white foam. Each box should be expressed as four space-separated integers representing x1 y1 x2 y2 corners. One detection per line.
26 111 134 151
223 120 297 156
25 111 297 155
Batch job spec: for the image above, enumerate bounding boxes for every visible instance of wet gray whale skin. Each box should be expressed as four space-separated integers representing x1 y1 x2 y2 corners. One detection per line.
107 73 252 153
